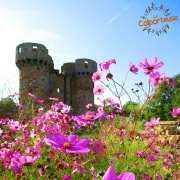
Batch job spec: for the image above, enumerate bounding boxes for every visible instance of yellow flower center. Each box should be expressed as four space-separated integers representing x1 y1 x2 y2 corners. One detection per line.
63 142 71 149
86 115 93 119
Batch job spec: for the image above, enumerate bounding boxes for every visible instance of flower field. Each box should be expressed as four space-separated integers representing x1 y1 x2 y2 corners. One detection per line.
0 57 180 180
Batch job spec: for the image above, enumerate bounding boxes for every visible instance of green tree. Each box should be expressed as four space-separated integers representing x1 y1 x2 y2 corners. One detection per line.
142 74 180 121
122 101 140 114
0 98 18 119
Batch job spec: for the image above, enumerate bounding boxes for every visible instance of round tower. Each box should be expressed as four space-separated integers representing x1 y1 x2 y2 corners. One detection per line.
15 42 54 105
73 58 97 115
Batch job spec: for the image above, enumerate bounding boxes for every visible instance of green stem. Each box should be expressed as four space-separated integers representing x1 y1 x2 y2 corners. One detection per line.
112 79 122 108
119 70 129 97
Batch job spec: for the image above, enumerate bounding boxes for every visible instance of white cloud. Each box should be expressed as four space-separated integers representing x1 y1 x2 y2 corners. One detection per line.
108 4 132 24
38 30 56 39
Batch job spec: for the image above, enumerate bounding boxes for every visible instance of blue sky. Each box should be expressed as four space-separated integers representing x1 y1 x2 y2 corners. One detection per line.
0 0 179 105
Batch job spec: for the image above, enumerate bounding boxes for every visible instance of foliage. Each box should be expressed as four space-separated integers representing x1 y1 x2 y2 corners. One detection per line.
0 98 18 119
122 101 140 114
142 74 180 121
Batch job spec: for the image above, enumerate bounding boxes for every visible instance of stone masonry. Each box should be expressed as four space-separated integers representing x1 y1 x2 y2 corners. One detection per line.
15 42 97 115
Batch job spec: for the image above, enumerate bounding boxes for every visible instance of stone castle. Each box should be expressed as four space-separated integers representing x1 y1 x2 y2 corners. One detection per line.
15 42 97 115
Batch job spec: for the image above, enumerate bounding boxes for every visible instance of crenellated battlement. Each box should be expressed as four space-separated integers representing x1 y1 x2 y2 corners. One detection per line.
74 58 97 73
15 43 53 69
75 71 93 76
61 59 97 76
61 63 75 74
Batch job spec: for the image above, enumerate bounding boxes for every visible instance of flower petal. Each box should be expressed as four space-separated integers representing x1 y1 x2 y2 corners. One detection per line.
154 61 164 69
108 59 116 65
66 146 90 154
138 62 146 69
94 111 106 120
149 57 157 66
44 136 61 149
68 135 78 143
117 172 136 180
102 166 117 180
75 139 90 147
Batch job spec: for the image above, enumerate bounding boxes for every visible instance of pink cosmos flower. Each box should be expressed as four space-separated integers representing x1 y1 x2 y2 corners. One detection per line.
86 103 93 109
93 85 104 95
19 155 37 165
72 111 105 126
10 158 22 174
149 72 165 86
138 57 163 75
72 161 86 175
99 59 116 71
172 172 179 179
7 92 18 98
150 117 160 126
44 133 90 154
97 106 104 112
90 167 97 180
144 117 160 131
16 103 23 109
28 92 36 99
171 108 180 118
61 105 71 114
38 168 45 176
165 78 178 87
112 103 120 109
63 174 71 180
102 166 135 180
0 118 9 124
106 97 114 105
93 140 105 154
9 120 22 131
37 99 44 103
92 71 103 82
129 62 138 74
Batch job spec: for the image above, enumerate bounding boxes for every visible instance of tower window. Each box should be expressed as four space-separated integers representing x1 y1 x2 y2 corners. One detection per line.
33 59 38 64
18 47 22 53
85 61 88 68
32 46 38 50
27 58 31 63
32 46 38 53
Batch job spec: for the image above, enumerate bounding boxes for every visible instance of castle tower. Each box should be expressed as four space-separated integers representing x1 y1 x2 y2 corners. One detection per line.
61 59 97 115
15 42 54 105
15 42 97 116
73 59 97 115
